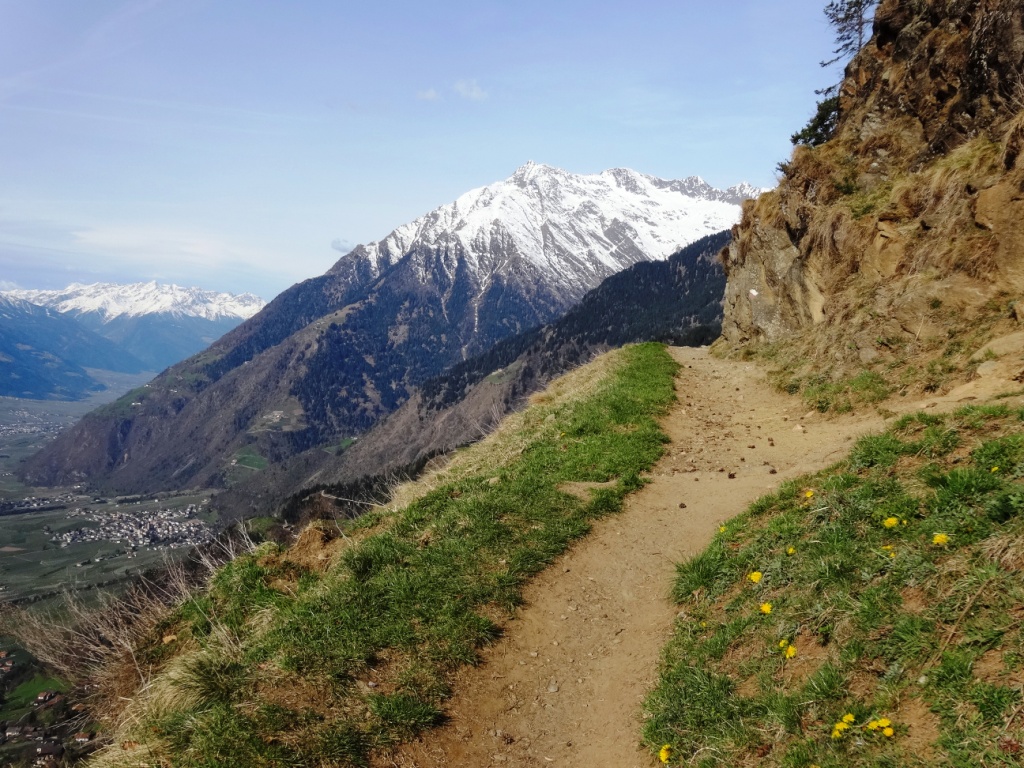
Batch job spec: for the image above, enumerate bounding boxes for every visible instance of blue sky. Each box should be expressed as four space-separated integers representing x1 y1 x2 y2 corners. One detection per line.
0 0 839 299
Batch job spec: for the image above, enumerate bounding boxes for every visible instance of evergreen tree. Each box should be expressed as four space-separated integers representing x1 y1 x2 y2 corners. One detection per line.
821 0 878 68
792 0 877 146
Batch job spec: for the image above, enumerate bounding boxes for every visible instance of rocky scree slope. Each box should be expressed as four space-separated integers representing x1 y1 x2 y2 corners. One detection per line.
7 282 265 371
722 0 1024 384
216 231 730 521
22 166 749 493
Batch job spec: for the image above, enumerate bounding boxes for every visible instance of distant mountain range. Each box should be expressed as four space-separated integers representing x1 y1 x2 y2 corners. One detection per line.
0 295 146 400
22 164 755 492
6 282 265 371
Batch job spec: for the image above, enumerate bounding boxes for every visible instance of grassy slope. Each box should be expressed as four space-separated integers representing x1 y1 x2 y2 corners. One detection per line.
91 343 678 767
644 404 1024 767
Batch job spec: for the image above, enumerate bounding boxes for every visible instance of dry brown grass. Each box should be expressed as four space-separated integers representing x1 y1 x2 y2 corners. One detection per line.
0 528 258 727
981 533 1024 572
1001 110 1024 170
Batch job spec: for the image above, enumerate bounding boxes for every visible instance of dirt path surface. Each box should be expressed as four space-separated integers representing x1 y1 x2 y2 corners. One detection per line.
384 345 1006 768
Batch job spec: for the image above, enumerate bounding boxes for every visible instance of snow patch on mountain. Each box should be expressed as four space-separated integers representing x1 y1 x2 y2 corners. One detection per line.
6 282 266 322
330 162 764 287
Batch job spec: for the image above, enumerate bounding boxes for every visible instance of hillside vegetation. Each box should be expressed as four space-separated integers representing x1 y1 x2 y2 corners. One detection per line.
645 404 1024 766
60 344 677 767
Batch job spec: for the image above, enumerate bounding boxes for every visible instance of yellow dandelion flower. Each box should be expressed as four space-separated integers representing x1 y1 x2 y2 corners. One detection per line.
748 571 763 583
719 525 727 533
699 621 707 628
883 516 899 529
785 644 797 659
992 466 1000 473
831 721 850 739
659 744 673 763
804 489 815 499
876 718 891 728
882 726 894 737
890 551 896 558
881 545 893 551
867 720 879 731
842 713 855 724
760 602 772 615
932 532 949 546
778 639 789 649
786 546 796 555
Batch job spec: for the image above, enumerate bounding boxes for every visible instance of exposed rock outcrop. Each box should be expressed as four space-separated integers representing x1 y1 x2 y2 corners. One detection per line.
722 0 1024 370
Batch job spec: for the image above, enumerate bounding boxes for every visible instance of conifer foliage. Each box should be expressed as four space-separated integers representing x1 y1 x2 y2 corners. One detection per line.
821 0 878 68
792 0 878 146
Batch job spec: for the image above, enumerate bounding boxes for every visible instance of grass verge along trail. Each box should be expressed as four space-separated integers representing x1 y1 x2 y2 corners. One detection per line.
646 404 1024 767
89 344 678 767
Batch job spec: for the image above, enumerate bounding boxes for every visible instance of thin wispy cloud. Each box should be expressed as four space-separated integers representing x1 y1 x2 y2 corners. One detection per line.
416 88 441 101
0 0 169 104
454 79 488 101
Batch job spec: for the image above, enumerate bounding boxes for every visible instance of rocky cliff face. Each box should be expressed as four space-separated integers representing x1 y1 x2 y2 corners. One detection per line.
722 0 1024 372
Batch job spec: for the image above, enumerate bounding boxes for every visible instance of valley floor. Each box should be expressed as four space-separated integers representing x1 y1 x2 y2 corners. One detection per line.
386 345 1010 767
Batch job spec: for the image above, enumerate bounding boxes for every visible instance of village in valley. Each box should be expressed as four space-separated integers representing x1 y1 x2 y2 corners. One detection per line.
50 502 213 552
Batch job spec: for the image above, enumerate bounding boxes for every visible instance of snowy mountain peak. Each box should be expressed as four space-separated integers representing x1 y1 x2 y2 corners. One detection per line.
330 163 762 290
6 282 266 322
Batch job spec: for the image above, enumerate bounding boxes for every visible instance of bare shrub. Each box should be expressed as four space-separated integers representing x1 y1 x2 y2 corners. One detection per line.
0 527 257 724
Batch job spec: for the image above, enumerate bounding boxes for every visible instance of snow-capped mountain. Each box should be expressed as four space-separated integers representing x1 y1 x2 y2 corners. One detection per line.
7 281 264 322
24 163 750 492
4 282 266 372
330 162 756 293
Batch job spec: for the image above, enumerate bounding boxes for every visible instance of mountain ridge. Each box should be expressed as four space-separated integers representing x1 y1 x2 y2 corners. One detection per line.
6 281 265 322
21 165 749 492
0 295 148 400
5 282 267 372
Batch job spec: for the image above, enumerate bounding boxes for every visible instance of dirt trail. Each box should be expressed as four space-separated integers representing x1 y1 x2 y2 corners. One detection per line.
384 345 1007 768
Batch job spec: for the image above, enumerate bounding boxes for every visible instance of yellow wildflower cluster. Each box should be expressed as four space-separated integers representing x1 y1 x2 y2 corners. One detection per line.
883 516 899 529
866 717 895 737
831 721 851 739
659 744 672 763
778 639 797 658
832 714 897 740
786 546 796 556
932 532 950 546
748 571 763 584
760 602 773 615
881 544 896 559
